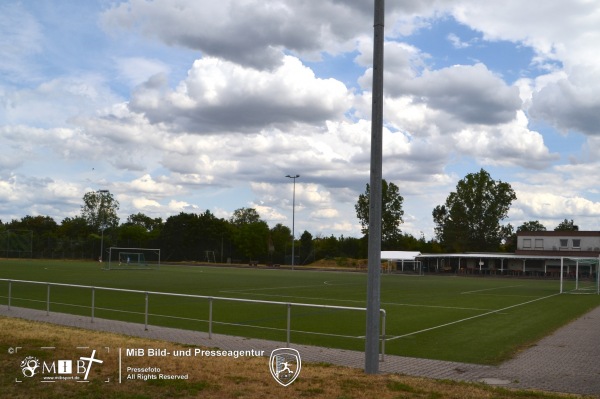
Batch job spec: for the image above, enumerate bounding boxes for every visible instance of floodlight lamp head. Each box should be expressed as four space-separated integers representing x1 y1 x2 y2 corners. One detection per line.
286 174 300 179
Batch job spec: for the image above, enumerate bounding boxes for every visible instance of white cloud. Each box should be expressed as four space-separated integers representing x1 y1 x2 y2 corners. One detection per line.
449 0 600 137
5 0 600 241
405 63 522 125
1 75 122 127
128 56 352 133
115 57 171 87
453 111 558 169
447 33 470 49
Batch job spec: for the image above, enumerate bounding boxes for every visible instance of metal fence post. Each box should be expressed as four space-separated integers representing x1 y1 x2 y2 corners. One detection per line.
46 283 51 316
208 297 213 339
0 278 382 350
144 292 149 331
286 303 291 346
91 287 95 323
380 309 386 362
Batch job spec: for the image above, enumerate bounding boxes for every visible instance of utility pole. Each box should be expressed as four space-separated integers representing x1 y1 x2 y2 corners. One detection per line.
286 174 300 270
365 0 384 374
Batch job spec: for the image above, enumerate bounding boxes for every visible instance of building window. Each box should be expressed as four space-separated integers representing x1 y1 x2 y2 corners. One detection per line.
572 239 581 249
535 239 543 249
560 239 568 249
523 239 532 249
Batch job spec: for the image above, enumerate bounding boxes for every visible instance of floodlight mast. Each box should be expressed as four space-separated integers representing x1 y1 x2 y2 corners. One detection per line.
365 0 385 374
286 175 300 270
97 189 110 262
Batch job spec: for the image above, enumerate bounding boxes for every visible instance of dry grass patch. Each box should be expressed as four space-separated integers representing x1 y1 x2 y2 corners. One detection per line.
0 316 590 399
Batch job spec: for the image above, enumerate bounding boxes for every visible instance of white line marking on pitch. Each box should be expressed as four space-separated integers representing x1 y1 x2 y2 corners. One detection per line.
461 285 523 294
216 291 495 311
221 281 360 294
385 293 560 342
381 302 495 311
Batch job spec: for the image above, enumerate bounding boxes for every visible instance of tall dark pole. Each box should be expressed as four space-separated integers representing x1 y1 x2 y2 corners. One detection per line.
286 175 300 270
365 0 384 374
97 189 109 262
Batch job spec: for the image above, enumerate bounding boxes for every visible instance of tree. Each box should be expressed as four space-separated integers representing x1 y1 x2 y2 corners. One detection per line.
299 230 313 263
230 207 261 226
355 179 404 243
269 224 292 264
432 169 516 252
517 220 547 233
504 220 546 252
554 219 578 231
81 191 120 230
159 211 229 261
229 208 269 261
58 216 93 239
126 212 163 233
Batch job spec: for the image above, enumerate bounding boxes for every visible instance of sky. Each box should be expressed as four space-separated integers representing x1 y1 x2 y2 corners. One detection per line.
2 0 600 240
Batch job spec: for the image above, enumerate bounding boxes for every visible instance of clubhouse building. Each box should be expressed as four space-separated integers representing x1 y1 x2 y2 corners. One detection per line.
384 231 600 277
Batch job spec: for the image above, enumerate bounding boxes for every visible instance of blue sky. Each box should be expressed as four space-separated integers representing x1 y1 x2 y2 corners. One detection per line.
2 0 600 239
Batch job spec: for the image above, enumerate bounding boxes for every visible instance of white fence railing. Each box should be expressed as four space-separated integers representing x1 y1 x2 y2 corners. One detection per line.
0 278 386 360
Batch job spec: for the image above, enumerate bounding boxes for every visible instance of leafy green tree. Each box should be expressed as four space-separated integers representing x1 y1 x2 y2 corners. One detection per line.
229 208 269 261
230 207 261 225
355 179 404 243
554 219 578 231
81 191 120 230
58 216 93 239
120 212 164 247
159 211 229 261
5 215 58 257
118 224 149 247
314 234 340 260
432 169 516 252
269 223 292 264
126 213 163 233
299 230 314 263
517 220 547 232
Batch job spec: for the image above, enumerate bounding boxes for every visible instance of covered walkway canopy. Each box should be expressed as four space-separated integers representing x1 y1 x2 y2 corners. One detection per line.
416 253 599 275
381 251 422 273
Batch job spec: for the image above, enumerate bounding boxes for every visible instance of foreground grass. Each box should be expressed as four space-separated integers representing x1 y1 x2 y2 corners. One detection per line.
0 316 590 399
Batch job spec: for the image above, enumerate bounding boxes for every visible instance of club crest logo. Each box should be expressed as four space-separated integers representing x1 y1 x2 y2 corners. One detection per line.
20 356 40 378
269 348 301 386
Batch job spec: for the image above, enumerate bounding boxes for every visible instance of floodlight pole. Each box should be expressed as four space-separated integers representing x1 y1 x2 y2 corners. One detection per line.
97 189 109 262
366 0 385 374
286 175 300 270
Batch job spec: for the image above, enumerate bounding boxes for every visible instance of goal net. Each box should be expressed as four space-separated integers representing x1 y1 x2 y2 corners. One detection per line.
104 247 161 270
559 257 599 295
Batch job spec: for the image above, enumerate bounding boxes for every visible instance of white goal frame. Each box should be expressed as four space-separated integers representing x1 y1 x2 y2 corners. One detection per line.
104 247 161 270
559 256 599 295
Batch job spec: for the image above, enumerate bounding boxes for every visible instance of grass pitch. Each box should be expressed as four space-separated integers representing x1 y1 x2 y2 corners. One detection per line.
1 259 599 365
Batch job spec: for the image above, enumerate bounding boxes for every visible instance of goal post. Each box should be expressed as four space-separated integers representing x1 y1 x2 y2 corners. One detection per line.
559 256 599 295
104 247 161 270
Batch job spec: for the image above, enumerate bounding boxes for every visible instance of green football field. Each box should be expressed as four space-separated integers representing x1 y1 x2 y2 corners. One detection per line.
1 259 599 365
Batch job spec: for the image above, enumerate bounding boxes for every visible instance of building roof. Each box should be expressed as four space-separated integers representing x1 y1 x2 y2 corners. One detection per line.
416 252 600 261
517 230 600 237
381 251 421 260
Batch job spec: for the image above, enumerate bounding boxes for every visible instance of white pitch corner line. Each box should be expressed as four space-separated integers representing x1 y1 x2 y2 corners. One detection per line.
461 285 523 294
386 293 560 342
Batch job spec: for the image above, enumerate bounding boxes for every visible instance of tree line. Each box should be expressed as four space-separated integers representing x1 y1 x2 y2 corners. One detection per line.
0 169 581 263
